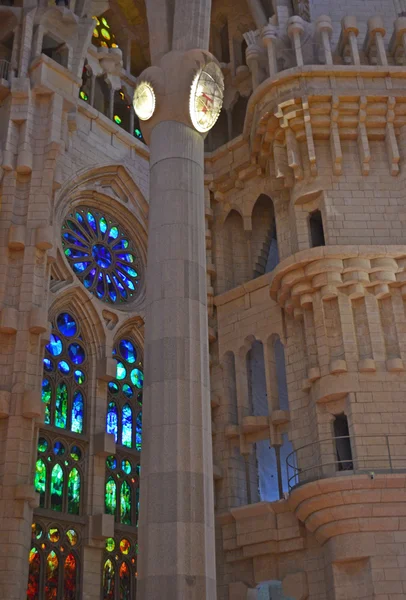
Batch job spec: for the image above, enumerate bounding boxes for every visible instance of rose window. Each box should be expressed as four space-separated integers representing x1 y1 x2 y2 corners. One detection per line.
62 207 141 304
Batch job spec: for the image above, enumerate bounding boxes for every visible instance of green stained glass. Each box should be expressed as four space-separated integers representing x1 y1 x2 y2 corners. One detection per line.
100 217 107 234
55 382 68 429
106 455 117 470
120 480 131 525
106 537 115 552
68 468 81 515
121 404 132 448
66 529 78 546
45 551 59 600
38 437 48 453
122 459 131 475
105 477 116 515
130 368 143 389
116 361 126 380
50 463 63 512
34 459 46 508
42 379 51 403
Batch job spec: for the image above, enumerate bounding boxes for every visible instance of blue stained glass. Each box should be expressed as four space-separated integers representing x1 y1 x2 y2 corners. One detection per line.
84 268 96 289
108 381 119 394
113 239 129 250
62 208 139 305
117 263 138 278
106 402 118 442
54 441 65 455
122 384 133 399
92 245 112 269
43 358 53 372
119 340 136 363
68 343 85 365
46 334 63 356
42 378 51 404
117 270 135 291
122 404 132 448
108 226 119 241
74 370 85 384
136 412 142 452
116 253 134 263
67 219 87 240
131 368 144 389
116 361 126 380
96 272 105 298
106 455 117 469
112 274 127 298
137 391 142 406
63 232 86 247
55 383 68 429
58 360 70 374
57 312 77 337
72 391 84 434
122 459 131 474
100 217 107 234
106 273 117 302
87 212 97 232
66 248 89 259
72 261 91 273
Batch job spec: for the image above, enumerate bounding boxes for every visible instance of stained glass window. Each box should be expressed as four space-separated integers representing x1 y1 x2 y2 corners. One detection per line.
92 15 119 49
42 312 87 433
61 208 141 304
26 523 80 600
104 455 140 526
103 536 138 600
33 435 83 514
106 339 143 448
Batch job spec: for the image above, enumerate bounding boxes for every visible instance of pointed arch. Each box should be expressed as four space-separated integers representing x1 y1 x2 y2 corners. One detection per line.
251 194 278 278
221 209 249 292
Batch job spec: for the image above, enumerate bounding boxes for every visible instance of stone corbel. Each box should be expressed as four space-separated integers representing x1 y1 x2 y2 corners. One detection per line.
385 97 400 176
338 16 360 65
357 97 370 176
363 16 388 66
389 17 406 65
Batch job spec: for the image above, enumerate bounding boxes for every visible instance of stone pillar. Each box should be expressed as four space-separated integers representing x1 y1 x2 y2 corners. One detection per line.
136 51 217 600
287 16 305 67
262 23 278 79
316 15 333 65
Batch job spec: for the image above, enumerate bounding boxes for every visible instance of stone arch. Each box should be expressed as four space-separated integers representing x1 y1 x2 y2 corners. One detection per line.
251 194 278 278
220 209 249 293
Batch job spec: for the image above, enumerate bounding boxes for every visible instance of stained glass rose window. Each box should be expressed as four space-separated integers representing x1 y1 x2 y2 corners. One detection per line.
62 207 141 304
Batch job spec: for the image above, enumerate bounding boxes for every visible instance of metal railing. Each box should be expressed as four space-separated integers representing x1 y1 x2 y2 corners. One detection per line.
286 434 406 491
0 59 10 82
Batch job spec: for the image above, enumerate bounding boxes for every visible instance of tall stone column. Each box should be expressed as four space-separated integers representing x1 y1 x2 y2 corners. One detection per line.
136 1 220 587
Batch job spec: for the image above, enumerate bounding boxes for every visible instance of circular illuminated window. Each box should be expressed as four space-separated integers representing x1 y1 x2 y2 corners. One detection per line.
133 81 156 121
189 62 224 133
62 207 141 304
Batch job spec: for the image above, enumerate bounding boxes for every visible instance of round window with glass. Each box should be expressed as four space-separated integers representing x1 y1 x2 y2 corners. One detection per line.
189 61 224 133
61 207 141 304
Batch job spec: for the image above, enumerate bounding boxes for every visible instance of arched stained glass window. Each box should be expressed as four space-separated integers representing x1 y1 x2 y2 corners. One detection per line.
27 547 41 600
45 551 59 600
105 477 117 515
68 468 81 515
34 459 46 508
120 481 131 525
34 435 84 514
61 208 141 304
26 523 80 600
50 464 64 512
106 339 143 448
42 312 87 433
102 536 138 600
104 456 139 526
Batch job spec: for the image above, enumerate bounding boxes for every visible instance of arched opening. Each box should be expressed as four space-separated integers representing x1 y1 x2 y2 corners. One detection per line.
205 108 228 152
333 414 353 471
93 76 111 117
112 89 132 132
222 209 249 292
309 209 325 247
79 61 91 103
220 21 230 63
231 94 248 138
247 341 276 502
223 351 238 425
251 194 278 278
41 34 68 67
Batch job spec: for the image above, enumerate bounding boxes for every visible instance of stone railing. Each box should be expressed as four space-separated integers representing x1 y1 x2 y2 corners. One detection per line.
245 14 406 91
0 59 10 82
286 433 406 491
